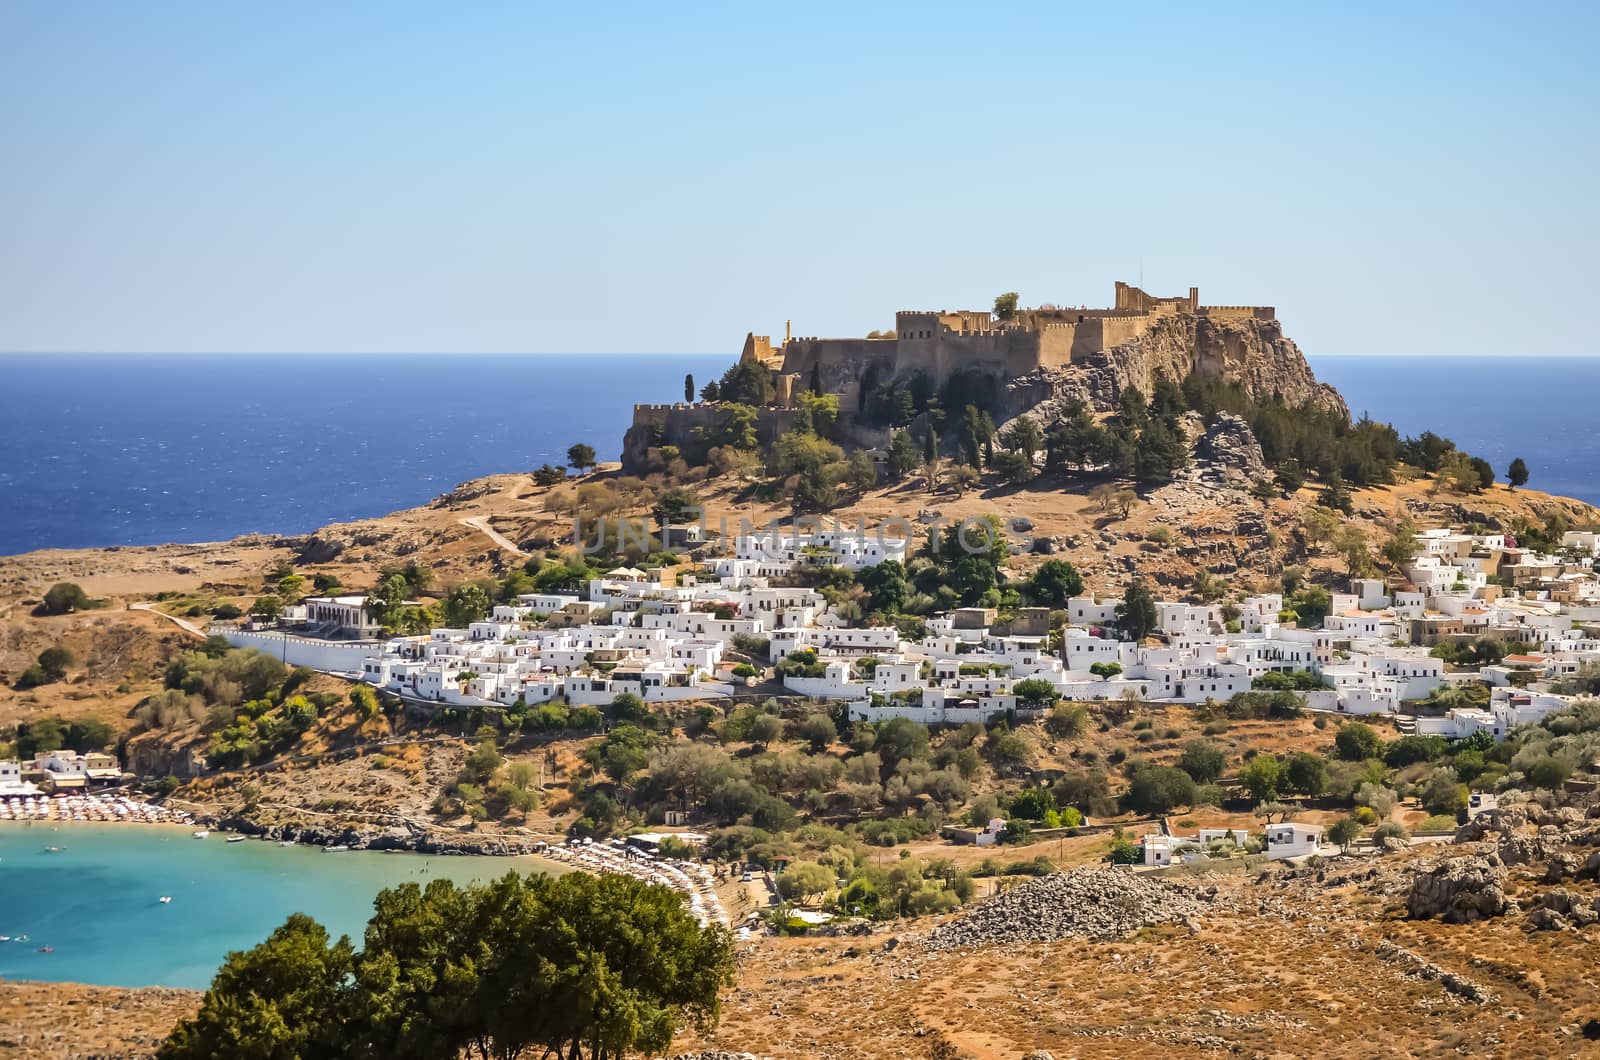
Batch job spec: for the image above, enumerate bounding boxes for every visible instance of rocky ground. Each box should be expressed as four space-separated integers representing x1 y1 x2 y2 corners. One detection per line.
0 982 199 1060
924 868 1215 949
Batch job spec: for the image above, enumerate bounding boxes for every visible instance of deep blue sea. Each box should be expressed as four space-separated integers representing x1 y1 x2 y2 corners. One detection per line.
0 353 727 555
1313 356 1597 508
0 353 1593 556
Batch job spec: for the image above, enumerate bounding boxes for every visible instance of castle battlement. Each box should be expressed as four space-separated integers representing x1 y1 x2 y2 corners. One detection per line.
744 284 1279 408
626 280 1330 474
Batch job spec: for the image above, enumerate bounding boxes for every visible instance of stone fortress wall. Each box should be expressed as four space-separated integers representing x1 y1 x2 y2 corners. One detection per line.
621 282 1317 472
753 283 1275 400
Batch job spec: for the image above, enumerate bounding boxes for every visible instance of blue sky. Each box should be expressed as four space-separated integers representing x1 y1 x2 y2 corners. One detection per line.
2 2 1595 356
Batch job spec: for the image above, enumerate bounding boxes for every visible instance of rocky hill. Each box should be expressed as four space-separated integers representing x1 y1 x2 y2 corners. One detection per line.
1003 310 1347 424
626 293 1348 472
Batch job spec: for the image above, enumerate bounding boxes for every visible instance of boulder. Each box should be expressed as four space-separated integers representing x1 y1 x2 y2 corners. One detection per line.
1196 413 1268 480
1526 907 1570 932
1407 855 1509 923
294 535 346 564
1545 853 1582 883
1541 888 1578 914
1497 833 1548 867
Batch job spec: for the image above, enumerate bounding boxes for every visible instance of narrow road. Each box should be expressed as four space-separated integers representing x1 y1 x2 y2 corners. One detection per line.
460 515 528 556
128 601 209 638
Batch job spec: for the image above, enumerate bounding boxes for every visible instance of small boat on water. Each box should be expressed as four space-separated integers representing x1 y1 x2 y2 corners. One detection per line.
322 845 350 853
192 830 209 839
158 896 172 904
278 840 294 847
37 946 53 953
42 846 63 853
226 835 247 843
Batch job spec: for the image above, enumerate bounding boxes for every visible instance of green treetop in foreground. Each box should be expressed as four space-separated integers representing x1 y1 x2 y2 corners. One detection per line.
158 871 734 1060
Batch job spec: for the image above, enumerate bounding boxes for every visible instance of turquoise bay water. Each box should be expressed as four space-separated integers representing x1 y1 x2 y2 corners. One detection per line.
0 824 566 988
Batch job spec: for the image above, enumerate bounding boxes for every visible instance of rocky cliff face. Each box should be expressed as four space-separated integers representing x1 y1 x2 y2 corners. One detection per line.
1003 312 1346 425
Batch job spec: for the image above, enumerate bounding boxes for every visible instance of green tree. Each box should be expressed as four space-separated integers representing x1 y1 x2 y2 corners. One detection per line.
1012 678 1058 712
14 664 50 691
1380 515 1418 570
1284 752 1328 796
166 873 736 1060
875 716 931 771
277 574 307 605
1044 703 1090 739
442 584 491 628
796 390 840 437
1240 754 1284 802
652 486 702 525
999 417 1043 460
1506 457 1529 489
1383 734 1448 768
887 430 921 480
157 914 353 1060
860 560 910 614
775 861 834 904
65 717 115 751
16 716 67 758
567 442 597 473
992 448 1036 485
1419 766 1467 816
1115 578 1159 642
1327 816 1363 850
796 713 837 753
701 403 759 451
1027 560 1083 607
349 683 381 721
596 723 657 784
40 582 91 615
684 373 695 403
1178 740 1226 784
1285 584 1332 626
647 743 744 809
1107 829 1141 865
1334 722 1382 761
1335 525 1375 578
746 713 784 748
716 359 776 406
1124 765 1197 814
1318 471 1353 514
36 646 74 682
1134 418 1187 486
251 594 284 622
993 291 1019 321
845 450 878 492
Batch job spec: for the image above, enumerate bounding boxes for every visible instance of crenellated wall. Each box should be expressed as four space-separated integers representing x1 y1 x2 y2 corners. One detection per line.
622 281 1316 468
1200 305 1276 322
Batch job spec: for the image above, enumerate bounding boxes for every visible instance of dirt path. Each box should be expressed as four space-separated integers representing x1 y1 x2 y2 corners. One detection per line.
128 602 209 638
460 516 528 556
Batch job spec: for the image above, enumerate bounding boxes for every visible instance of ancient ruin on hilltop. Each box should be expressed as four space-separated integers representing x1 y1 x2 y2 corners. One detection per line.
623 282 1346 472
